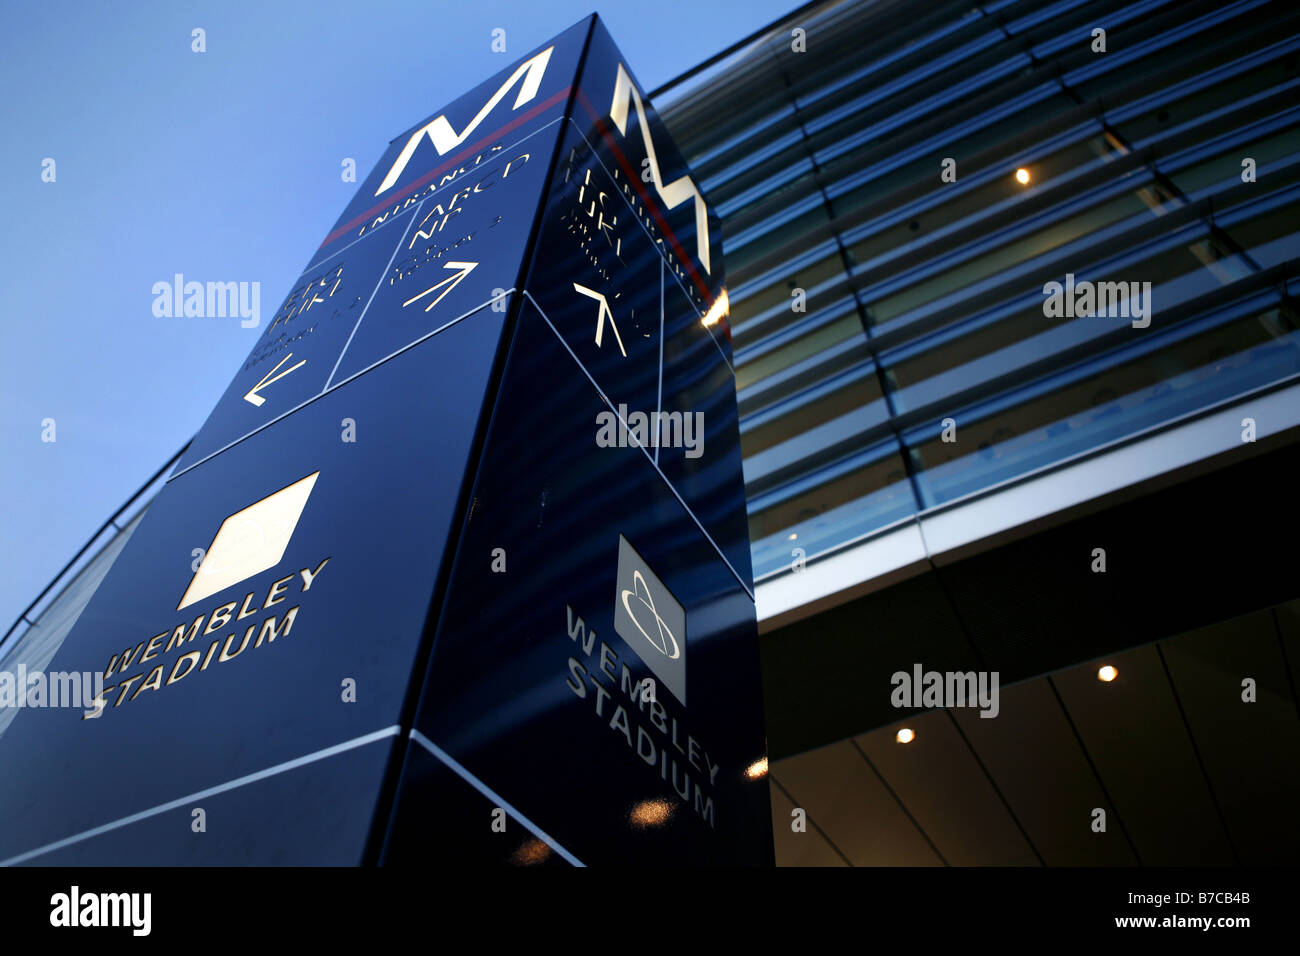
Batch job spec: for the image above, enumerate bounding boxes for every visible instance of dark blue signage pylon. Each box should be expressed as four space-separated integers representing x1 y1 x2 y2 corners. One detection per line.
0 15 772 866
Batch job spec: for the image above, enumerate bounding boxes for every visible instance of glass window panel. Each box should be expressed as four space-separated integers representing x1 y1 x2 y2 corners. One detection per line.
1114 52 1300 150
845 131 1124 279
668 74 800 173
888 233 1255 411
1071 6 1300 111
908 304 1300 507
726 166 827 243
741 347 874 420
864 188 1160 326
736 313 863 392
730 248 847 342
1167 126 1300 204
805 37 1047 168
726 202 836 285
798 28 1006 138
748 447 917 578
825 86 1081 224
1223 200 1300 270
712 145 814 214
1061 0 1251 100
742 376 883 458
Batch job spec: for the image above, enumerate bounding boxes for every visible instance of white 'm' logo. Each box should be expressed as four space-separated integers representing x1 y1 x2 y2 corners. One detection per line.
375 46 555 196
608 64 711 275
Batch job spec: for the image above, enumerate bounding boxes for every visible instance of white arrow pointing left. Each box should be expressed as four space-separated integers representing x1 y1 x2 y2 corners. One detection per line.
243 353 306 407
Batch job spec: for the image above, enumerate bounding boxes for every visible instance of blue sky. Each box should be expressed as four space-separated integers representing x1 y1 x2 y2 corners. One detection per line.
0 0 794 631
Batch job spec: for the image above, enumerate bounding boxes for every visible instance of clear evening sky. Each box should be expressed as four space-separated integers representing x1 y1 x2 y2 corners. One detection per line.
0 0 796 631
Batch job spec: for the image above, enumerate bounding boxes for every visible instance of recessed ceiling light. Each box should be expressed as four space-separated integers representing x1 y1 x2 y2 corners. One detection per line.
1015 167 1031 185
1098 665 1118 682
896 728 915 744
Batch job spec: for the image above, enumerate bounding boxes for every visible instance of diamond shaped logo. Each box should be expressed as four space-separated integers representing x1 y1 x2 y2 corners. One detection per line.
177 472 320 611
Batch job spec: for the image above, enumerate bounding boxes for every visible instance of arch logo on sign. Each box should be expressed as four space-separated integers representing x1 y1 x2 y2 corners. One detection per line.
613 534 686 705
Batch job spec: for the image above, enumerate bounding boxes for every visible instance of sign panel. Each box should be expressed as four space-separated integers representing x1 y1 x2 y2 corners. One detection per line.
0 312 506 863
174 20 589 474
0 15 769 867
386 302 771 865
312 18 590 267
384 22 769 866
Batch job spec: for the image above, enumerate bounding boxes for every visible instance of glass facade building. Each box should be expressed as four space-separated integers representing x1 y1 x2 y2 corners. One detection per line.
656 0 1300 580
650 0 1300 866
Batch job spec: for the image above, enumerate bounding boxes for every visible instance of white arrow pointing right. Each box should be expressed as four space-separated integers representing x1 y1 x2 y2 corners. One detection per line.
402 260 479 313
